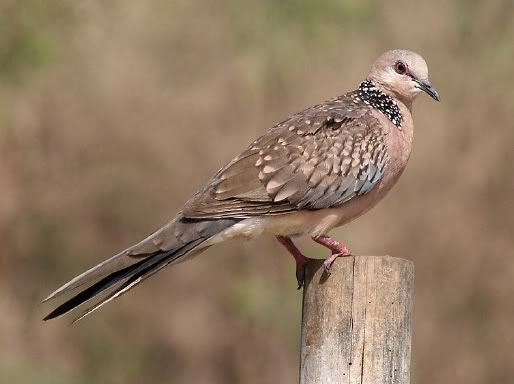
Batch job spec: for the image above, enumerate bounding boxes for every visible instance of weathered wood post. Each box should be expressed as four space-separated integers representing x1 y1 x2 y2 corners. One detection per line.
300 256 414 384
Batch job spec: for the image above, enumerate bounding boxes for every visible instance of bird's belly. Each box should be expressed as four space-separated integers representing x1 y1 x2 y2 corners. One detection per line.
210 192 383 244
260 209 348 237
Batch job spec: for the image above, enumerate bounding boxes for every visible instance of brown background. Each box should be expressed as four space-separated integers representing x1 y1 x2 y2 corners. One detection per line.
1 1 513 383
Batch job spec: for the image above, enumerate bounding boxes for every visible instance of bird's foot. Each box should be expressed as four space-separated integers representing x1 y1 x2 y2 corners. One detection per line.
312 235 352 275
321 252 346 275
276 236 309 289
295 258 308 289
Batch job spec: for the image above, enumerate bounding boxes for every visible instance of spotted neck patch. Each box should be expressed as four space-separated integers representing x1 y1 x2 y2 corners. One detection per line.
354 80 403 128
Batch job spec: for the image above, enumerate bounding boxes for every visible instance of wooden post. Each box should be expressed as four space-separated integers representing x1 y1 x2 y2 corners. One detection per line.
300 256 414 384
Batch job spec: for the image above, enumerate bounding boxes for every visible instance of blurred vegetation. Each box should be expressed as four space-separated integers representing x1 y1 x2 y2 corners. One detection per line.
0 1 513 383
0 0 74 82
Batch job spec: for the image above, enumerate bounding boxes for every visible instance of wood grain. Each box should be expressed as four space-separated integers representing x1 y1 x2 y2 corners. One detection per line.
300 256 414 384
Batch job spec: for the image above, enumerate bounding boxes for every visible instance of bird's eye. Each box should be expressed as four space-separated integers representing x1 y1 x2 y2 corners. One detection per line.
394 61 407 75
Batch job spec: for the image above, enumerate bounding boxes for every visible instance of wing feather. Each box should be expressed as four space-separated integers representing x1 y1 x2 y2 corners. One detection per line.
182 93 389 219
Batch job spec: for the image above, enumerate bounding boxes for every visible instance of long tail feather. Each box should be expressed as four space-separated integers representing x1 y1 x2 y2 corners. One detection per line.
42 251 134 303
70 239 203 323
43 239 203 321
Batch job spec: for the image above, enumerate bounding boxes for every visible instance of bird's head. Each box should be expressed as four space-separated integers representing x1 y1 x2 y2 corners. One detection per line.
367 49 439 105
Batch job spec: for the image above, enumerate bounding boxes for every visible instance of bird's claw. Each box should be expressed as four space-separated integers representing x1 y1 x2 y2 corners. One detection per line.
323 259 333 275
322 251 352 275
296 260 308 289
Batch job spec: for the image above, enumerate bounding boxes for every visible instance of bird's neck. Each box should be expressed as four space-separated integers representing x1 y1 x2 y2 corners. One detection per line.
357 80 404 128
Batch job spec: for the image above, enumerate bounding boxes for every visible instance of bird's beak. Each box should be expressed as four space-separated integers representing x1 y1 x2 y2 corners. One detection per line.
414 79 440 101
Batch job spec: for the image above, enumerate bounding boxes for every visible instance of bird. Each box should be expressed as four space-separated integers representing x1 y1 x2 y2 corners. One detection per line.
43 49 439 322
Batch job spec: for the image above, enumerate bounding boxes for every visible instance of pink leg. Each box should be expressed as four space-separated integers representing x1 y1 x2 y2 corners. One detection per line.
312 235 352 274
276 236 309 289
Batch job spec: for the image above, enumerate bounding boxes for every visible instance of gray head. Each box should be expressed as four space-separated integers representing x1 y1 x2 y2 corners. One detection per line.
367 49 439 104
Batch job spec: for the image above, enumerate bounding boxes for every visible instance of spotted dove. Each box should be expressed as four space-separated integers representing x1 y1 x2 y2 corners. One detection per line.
43 49 439 321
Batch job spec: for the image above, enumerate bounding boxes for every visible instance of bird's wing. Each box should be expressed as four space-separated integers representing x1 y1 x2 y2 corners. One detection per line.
182 94 389 219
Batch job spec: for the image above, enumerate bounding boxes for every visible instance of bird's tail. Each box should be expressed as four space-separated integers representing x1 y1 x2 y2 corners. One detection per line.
43 216 238 322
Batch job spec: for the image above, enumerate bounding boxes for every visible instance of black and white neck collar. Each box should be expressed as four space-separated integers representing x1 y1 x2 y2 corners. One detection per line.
354 80 403 128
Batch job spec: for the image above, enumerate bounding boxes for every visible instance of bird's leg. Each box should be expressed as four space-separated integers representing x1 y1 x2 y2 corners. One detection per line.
312 235 352 274
276 236 309 289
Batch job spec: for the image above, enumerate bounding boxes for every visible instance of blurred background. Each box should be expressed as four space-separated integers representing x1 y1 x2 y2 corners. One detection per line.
1 1 513 383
